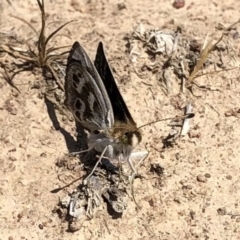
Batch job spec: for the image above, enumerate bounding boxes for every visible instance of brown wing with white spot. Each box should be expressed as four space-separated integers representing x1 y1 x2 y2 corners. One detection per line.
65 42 114 131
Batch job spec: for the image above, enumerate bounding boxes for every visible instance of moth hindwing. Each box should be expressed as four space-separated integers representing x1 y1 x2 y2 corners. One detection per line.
65 41 145 174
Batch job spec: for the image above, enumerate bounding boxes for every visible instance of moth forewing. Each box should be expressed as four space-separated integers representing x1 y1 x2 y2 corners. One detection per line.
65 42 114 131
94 42 137 126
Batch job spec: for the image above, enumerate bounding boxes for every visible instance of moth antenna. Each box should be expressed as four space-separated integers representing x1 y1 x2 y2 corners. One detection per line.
137 113 195 130
112 125 137 132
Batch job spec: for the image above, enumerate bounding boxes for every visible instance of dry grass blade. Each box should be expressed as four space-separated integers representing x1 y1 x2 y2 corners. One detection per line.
44 20 76 49
1 45 36 62
45 50 70 63
190 67 239 79
36 0 75 67
46 45 72 55
37 0 46 64
9 14 38 36
35 0 74 93
188 34 224 83
0 63 21 93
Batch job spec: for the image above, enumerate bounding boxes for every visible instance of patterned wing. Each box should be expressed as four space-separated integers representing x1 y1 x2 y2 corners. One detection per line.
94 42 136 126
65 42 114 131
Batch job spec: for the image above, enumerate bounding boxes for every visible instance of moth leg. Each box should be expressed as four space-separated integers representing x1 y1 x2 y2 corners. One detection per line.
127 157 137 177
128 151 150 208
83 145 110 184
131 150 149 171
126 157 140 209
70 147 93 155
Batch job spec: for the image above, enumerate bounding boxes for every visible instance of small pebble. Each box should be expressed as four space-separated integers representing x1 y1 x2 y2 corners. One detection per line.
217 207 227 215
117 2 126 10
39 224 43 230
232 31 240 40
197 174 207 183
172 0 185 9
226 175 232 180
205 173 211 178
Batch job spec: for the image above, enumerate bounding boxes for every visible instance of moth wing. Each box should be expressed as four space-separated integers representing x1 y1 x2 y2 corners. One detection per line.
94 42 136 126
65 42 114 131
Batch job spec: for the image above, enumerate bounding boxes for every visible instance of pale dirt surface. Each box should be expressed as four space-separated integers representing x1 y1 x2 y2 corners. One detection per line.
1 0 240 240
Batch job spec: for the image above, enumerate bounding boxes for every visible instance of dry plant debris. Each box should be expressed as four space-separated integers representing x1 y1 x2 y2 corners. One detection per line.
126 22 240 96
56 152 136 231
0 0 74 92
0 0 76 122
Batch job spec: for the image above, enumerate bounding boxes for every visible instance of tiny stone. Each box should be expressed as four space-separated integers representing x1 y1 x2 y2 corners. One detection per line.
39 224 44 230
179 179 186 185
190 210 196 220
197 174 207 183
233 31 240 40
40 153 47 157
226 175 232 180
225 112 232 117
174 197 181 203
205 173 211 178
117 3 126 10
17 213 23 220
178 211 184 216
217 207 227 215
172 0 185 9
148 198 154 207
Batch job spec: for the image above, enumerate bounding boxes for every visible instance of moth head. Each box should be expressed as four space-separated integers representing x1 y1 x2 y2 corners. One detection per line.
119 130 142 148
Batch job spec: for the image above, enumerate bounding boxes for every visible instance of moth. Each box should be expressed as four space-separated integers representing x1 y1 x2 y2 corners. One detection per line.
65 41 147 177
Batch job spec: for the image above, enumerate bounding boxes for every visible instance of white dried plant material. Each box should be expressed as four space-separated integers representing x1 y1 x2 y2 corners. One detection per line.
146 29 179 55
162 67 174 92
129 39 140 63
60 194 71 207
0 31 17 38
181 103 193 136
67 190 87 219
132 23 180 55
129 23 147 62
133 22 145 39
69 200 86 219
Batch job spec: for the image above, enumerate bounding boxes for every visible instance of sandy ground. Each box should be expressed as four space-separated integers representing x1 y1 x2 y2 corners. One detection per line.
1 0 240 239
